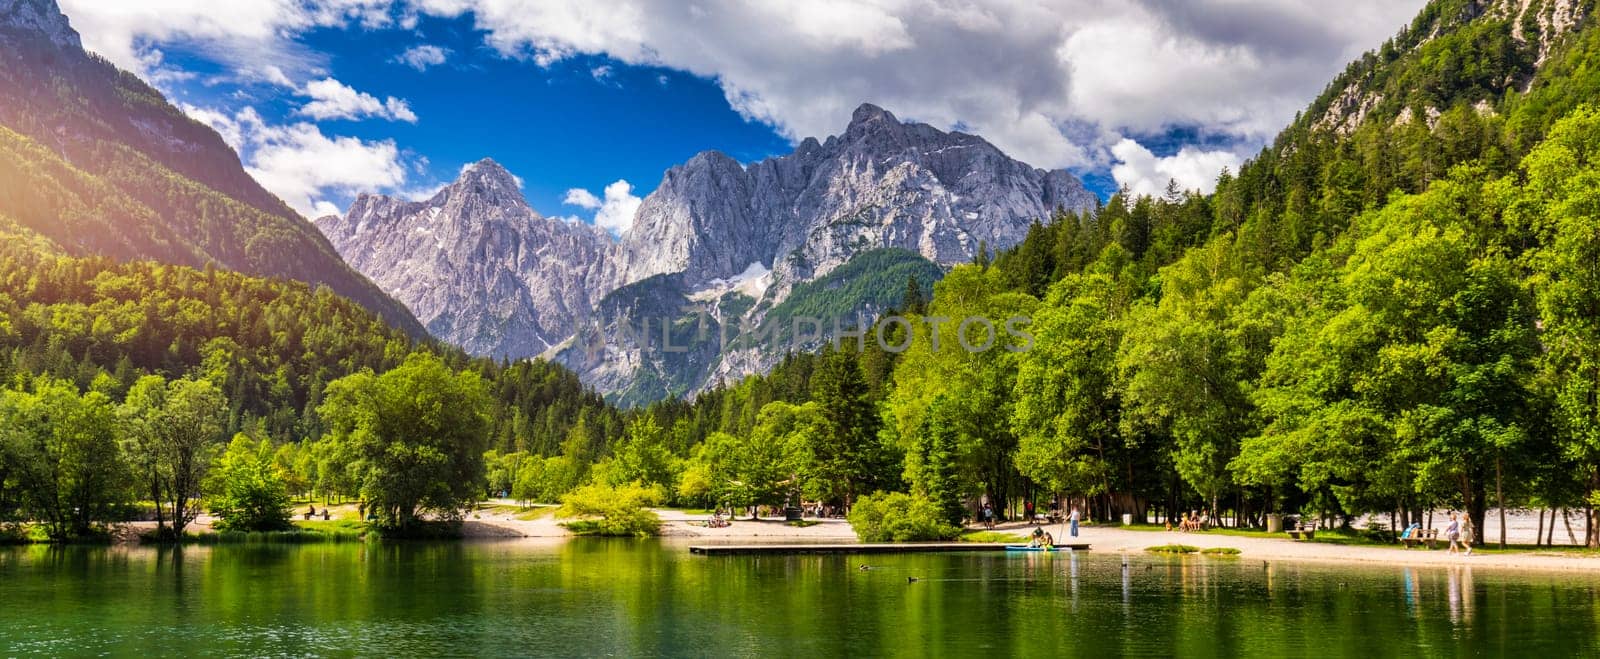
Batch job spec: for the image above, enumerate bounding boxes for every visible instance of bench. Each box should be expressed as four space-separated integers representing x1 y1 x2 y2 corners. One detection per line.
1285 522 1318 540
1400 528 1438 549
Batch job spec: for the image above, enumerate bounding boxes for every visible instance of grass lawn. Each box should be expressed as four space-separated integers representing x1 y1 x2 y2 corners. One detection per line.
961 530 1028 543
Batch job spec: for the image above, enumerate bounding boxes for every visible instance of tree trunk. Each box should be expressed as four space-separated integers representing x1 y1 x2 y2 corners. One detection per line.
1548 507 1557 545
1564 507 1578 545
1590 468 1600 548
1496 455 1506 549
1536 508 1545 548
1463 474 1486 547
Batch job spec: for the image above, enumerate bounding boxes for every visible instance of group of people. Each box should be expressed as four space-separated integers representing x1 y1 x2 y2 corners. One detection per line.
1397 513 1476 555
1167 510 1212 532
1444 513 1475 555
976 502 1082 538
1028 526 1055 548
303 505 330 521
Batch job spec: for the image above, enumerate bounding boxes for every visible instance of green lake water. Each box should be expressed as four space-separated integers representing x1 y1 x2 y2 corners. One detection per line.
1 540 1597 657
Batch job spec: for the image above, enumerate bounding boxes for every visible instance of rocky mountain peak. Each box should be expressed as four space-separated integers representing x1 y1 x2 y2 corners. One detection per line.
0 0 80 50
444 158 527 209
847 102 897 130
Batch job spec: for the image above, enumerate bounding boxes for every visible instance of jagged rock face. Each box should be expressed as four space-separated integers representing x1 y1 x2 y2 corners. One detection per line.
619 103 1096 293
328 104 1096 402
0 0 79 49
318 160 618 358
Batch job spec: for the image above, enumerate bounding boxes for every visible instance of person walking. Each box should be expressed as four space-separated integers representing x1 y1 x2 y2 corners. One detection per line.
982 503 995 530
1445 513 1462 555
1461 516 1475 556
1069 506 1081 538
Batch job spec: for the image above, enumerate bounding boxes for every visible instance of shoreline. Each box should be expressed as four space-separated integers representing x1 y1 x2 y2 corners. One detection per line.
21 504 1598 574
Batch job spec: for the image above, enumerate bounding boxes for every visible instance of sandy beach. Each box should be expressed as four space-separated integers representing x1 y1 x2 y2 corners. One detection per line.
109 502 1600 573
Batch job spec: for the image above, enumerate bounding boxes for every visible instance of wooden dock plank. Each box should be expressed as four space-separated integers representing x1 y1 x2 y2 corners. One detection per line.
688 543 1090 556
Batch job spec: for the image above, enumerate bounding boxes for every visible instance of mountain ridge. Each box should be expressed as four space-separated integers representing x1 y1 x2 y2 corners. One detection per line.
324 102 1096 401
0 0 427 337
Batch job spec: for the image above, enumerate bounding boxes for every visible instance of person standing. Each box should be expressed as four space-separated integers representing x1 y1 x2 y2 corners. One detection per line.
1445 513 1461 555
1069 506 1081 538
1025 500 1035 523
982 503 995 530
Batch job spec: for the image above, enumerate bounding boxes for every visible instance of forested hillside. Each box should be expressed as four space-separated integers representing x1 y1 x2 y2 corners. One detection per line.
557 0 1600 547
6 0 1599 547
0 4 424 335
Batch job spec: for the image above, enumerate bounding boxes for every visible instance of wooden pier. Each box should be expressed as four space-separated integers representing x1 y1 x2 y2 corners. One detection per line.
688 542 1090 556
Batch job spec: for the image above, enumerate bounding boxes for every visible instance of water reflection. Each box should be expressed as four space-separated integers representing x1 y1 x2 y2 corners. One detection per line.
0 542 1590 657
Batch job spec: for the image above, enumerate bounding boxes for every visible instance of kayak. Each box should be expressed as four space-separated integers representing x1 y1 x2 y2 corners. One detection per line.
1005 545 1069 552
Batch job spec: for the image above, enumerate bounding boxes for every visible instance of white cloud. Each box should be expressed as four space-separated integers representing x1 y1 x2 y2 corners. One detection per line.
183 105 408 219
59 0 397 81
299 77 418 123
563 180 640 236
563 188 601 209
395 44 450 71
1109 138 1241 198
411 0 1424 169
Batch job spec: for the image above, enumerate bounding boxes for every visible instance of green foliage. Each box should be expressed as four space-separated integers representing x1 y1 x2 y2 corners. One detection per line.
1201 547 1241 555
847 491 961 542
206 434 292 532
904 396 965 526
1145 544 1200 554
0 377 133 540
1013 268 1129 501
0 32 424 334
759 248 944 348
319 353 491 531
558 482 663 537
688 401 818 510
809 348 895 503
120 375 228 538
593 415 681 491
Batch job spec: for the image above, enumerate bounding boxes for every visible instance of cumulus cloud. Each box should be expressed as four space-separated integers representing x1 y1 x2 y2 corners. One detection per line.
395 44 450 70
410 0 1424 169
298 77 418 123
1109 138 1241 198
563 188 601 209
59 0 397 81
183 105 408 219
563 180 640 236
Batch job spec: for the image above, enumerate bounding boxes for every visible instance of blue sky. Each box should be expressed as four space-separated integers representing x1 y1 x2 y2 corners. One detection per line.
56 0 1427 230
289 14 796 216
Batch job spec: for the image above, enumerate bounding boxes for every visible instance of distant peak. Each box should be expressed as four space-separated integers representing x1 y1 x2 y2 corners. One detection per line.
0 0 81 50
447 157 529 208
456 158 520 187
848 103 898 130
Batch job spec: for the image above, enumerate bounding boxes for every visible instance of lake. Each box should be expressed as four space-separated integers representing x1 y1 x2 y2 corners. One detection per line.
1 540 1595 657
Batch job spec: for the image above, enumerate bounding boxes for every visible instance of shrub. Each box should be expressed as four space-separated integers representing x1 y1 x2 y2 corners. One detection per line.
848 492 961 542
1201 547 1241 555
206 436 293 532
1145 544 1200 554
558 483 663 537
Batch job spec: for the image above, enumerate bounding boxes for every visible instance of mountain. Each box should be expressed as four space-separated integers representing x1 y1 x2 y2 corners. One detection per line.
1206 0 1591 269
326 102 1095 403
617 103 1096 296
317 160 617 358
0 0 426 337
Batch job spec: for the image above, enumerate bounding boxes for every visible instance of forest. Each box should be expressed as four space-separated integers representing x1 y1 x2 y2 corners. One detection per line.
2 0 1599 546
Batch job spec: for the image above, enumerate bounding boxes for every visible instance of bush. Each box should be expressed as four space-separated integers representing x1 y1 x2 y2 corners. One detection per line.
1201 547 1241 555
558 483 663 537
1145 544 1200 554
206 436 293 532
848 492 961 542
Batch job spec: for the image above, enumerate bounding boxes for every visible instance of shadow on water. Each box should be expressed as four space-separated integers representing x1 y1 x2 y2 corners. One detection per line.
0 541 1596 656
